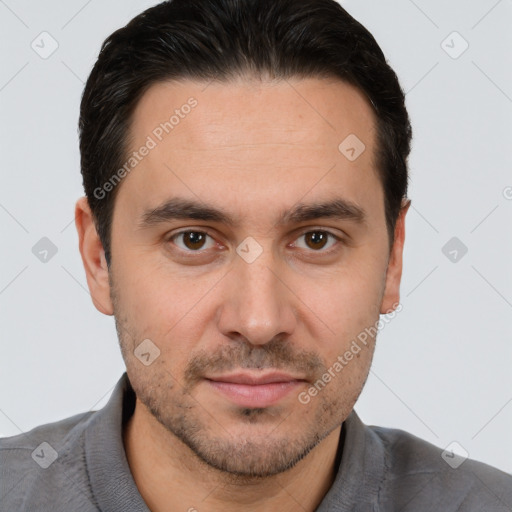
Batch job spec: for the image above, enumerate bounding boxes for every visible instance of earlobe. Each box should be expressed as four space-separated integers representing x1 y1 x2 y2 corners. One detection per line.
75 197 114 315
380 198 411 315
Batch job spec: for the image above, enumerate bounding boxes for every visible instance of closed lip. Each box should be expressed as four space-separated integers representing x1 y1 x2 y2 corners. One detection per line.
205 372 307 385
205 372 308 408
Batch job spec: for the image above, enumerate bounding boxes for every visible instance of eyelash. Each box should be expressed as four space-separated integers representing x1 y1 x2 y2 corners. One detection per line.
167 229 343 256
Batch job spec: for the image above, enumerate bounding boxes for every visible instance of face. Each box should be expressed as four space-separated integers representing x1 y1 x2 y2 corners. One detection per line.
85 76 406 477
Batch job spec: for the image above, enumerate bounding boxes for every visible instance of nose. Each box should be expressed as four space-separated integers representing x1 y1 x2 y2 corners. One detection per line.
216 248 297 346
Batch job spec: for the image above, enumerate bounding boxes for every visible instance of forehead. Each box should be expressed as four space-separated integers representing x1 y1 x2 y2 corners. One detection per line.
118 76 382 225
130 76 376 153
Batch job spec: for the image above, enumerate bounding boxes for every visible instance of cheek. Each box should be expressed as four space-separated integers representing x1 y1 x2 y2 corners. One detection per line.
113 261 223 355
303 263 385 341
289 271 383 397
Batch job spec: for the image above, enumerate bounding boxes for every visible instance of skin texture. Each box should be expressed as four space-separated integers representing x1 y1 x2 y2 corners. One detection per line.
75 76 410 512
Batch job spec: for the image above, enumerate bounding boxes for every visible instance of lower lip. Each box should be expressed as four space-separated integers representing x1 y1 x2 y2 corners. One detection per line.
206 380 303 408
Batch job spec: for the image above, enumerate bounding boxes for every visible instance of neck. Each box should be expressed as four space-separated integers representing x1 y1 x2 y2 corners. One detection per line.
123 397 342 512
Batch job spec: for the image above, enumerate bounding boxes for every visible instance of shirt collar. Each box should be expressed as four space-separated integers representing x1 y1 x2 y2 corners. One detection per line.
85 372 150 512
316 407 387 510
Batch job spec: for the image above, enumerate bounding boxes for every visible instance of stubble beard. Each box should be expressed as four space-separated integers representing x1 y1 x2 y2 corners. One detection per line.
109 273 372 479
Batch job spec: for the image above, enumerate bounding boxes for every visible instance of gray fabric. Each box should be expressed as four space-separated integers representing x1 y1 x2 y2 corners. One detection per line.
1 373 511 511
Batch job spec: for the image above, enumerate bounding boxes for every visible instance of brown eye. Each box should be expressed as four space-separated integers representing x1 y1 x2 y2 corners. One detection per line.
304 231 328 250
184 232 206 250
294 231 338 252
173 231 214 251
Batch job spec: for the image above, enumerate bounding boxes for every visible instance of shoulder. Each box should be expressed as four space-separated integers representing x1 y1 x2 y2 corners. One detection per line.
369 423 512 510
0 411 99 511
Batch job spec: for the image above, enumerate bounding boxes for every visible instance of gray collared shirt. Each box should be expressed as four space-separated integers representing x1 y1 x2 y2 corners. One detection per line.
1 372 511 511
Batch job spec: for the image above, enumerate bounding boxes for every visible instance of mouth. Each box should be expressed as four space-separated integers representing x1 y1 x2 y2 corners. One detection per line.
205 372 307 408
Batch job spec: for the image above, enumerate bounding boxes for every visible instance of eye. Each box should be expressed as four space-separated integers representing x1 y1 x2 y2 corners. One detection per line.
292 230 339 251
171 231 216 251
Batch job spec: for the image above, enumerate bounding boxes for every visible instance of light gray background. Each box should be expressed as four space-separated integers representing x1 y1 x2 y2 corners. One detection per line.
1 0 511 474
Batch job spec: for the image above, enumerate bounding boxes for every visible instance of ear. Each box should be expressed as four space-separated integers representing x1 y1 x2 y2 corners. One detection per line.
75 197 114 315
380 198 411 314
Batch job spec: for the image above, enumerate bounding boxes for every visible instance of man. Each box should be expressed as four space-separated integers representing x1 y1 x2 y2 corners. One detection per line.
1 0 511 510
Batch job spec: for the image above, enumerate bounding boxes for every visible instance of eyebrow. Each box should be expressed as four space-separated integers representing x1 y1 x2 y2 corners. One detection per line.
137 197 367 230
